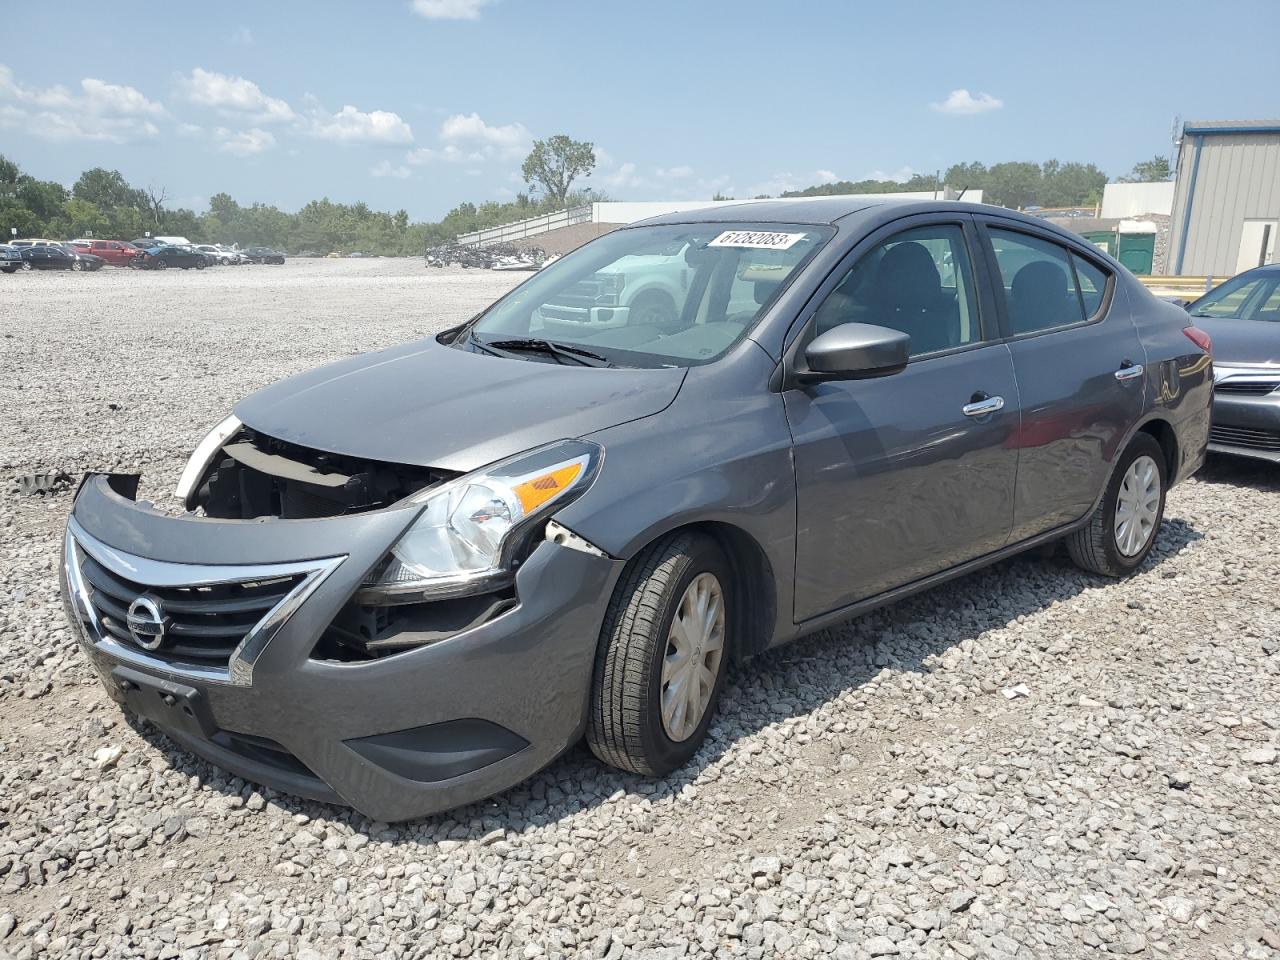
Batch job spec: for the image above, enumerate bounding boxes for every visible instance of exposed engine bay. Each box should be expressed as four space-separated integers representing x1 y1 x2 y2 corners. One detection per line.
190 426 456 519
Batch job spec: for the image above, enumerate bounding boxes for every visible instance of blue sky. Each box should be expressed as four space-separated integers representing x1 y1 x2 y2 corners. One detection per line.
3 0 1276 221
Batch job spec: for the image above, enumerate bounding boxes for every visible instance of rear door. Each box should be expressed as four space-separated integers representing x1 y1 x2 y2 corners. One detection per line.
785 214 1020 621
975 217 1147 541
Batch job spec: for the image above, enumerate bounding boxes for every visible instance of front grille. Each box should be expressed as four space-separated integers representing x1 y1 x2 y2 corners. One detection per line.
1214 380 1279 396
79 555 302 667
1210 424 1280 451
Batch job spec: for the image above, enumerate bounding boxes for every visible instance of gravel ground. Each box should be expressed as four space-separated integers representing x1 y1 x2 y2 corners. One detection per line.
1 260 1278 960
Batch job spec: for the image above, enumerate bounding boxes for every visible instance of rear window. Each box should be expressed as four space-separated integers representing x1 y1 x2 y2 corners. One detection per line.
988 229 1110 335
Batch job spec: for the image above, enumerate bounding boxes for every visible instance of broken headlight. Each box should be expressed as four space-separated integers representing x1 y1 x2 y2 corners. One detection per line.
358 439 602 604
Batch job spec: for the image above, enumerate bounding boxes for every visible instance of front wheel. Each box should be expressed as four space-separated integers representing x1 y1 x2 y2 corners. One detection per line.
587 532 732 776
1066 432 1167 577
72 260 84 271
154 259 168 270
195 260 206 270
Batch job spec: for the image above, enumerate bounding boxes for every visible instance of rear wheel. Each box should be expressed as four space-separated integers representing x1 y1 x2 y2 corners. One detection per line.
1066 433 1166 577
20 261 33 271
587 532 732 776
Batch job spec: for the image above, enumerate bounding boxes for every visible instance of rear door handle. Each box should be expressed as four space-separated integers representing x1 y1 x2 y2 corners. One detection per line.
1114 362 1145 382
962 395 1005 417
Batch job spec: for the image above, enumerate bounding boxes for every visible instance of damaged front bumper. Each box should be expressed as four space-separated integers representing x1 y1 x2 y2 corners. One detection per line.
61 474 624 822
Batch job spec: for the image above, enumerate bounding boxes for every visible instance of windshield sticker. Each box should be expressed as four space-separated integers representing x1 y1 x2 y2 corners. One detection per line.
707 230 807 250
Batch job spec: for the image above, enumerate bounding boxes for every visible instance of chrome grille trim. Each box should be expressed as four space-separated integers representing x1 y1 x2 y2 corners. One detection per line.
65 516 345 686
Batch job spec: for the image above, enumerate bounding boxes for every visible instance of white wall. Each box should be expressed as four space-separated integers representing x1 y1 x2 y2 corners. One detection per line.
592 191 985 225
1101 181 1174 219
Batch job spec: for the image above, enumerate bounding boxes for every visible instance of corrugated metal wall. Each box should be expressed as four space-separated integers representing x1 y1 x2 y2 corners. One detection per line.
1168 132 1280 275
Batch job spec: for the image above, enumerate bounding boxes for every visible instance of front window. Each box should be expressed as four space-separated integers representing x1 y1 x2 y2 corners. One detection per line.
1189 273 1280 322
460 222 833 368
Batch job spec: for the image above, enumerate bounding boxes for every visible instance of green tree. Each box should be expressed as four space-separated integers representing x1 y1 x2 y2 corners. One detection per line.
1121 155 1172 183
73 168 148 213
521 135 596 206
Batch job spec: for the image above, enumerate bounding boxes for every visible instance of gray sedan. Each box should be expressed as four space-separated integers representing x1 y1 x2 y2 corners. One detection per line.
60 199 1212 821
1185 264 1280 462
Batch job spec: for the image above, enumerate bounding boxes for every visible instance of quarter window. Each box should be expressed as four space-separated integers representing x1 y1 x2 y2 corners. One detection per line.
811 224 981 357
988 229 1107 335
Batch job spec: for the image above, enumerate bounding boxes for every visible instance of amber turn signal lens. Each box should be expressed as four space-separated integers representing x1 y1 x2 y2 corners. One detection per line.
513 462 584 514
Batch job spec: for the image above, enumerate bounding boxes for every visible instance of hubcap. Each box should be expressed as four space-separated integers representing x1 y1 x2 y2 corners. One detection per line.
660 572 725 742
1114 454 1161 556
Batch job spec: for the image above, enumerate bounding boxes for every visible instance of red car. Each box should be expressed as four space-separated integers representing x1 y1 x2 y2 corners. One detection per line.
70 239 140 267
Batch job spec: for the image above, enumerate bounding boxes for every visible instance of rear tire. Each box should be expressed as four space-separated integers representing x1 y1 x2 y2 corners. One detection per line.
1066 432 1167 577
20 261 33 271
587 532 732 777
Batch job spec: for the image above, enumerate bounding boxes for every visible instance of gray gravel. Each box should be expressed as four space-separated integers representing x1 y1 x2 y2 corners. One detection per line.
2 260 1279 960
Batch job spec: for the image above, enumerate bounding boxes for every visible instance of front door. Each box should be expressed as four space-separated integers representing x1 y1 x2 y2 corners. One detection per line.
785 217 1020 621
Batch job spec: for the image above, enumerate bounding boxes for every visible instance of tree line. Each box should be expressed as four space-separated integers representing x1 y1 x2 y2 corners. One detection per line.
781 156 1172 209
1 142 1171 256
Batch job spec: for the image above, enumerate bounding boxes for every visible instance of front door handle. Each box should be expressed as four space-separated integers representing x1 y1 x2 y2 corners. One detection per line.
962 394 1005 417
1114 362 1145 382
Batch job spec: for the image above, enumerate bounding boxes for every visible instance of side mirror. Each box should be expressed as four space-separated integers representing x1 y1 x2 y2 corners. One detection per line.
800 323 910 382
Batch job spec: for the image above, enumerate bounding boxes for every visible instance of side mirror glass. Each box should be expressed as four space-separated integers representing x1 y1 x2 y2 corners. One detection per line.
801 322 910 382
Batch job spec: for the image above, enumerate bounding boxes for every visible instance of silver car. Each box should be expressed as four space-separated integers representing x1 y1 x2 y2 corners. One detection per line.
61 198 1213 821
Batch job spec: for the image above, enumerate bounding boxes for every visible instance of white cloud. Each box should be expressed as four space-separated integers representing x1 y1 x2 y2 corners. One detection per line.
441 112 528 147
931 89 1003 116
411 0 492 19
862 165 916 183
176 122 203 137
0 64 163 142
371 160 412 179
311 104 414 144
216 126 275 156
814 169 839 184
180 68 294 123
656 165 693 180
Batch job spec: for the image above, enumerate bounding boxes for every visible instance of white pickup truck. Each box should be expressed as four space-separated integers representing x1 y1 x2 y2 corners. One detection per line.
538 248 692 329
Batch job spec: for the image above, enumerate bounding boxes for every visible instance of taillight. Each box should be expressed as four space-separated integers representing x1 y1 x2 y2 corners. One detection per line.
1183 325 1212 356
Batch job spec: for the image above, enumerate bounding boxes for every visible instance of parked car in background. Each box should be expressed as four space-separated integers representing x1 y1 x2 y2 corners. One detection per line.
130 238 159 251
56 243 105 271
214 244 249 265
195 244 236 265
245 246 286 264
18 245 77 270
1185 263 1280 462
60 199 1213 821
10 238 60 249
0 244 21 273
71 239 140 267
131 245 208 270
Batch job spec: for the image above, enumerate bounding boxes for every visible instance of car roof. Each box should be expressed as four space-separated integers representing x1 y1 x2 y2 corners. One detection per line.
631 197 1042 228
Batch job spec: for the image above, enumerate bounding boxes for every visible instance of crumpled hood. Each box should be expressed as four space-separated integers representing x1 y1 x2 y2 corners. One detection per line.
1194 317 1280 366
235 338 686 472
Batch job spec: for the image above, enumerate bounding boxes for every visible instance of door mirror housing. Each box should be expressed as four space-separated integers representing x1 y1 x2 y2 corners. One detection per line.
800 323 910 382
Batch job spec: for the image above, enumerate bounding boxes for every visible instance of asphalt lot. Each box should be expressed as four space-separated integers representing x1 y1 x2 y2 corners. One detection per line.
1 259 1278 960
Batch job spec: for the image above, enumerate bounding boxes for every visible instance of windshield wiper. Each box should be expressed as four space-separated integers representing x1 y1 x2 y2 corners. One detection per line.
479 336 616 367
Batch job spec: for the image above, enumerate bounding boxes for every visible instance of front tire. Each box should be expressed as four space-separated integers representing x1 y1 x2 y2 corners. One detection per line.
587 532 732 776
1066 432 1167 577
72 260 84 271
154 259 168 270
195 260 206 270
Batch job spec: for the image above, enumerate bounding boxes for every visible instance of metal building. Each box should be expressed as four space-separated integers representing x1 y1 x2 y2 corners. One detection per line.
1166 120 1280 276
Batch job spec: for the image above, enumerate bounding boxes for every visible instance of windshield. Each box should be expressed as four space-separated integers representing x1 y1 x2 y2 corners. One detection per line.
1189 271 1280 322
461 222 833 368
